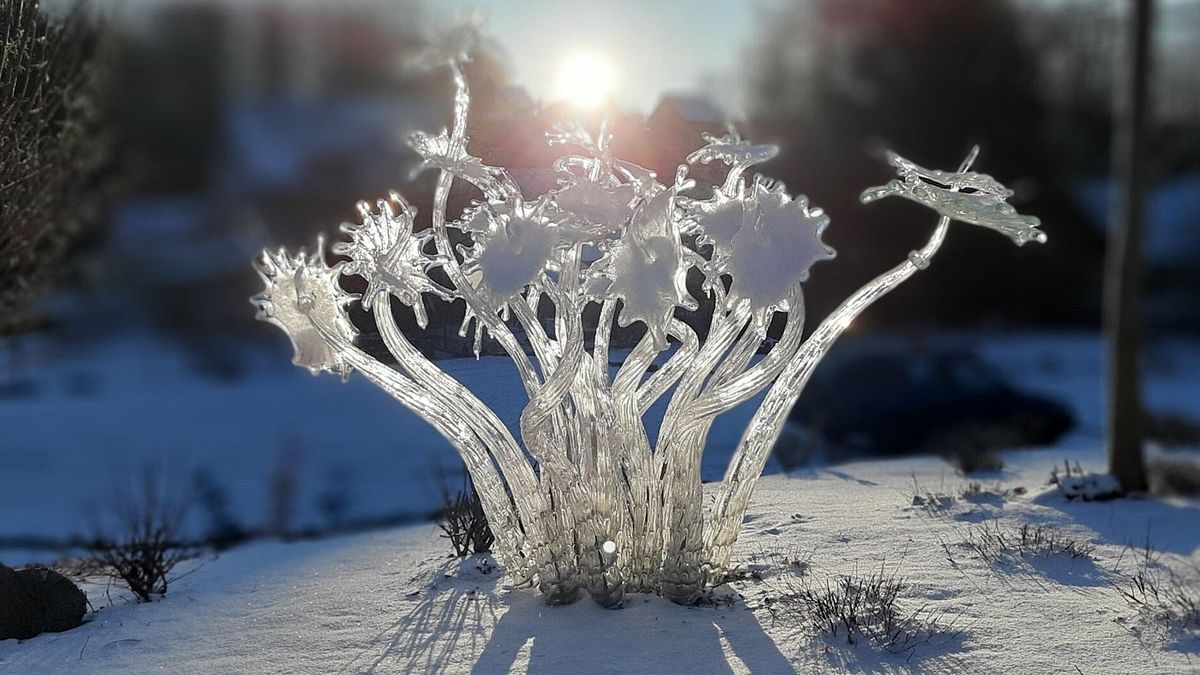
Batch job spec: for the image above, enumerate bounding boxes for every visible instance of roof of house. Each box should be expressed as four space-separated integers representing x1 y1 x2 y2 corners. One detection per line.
650 94 727 125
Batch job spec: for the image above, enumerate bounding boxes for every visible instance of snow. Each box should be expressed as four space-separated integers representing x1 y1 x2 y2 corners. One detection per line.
1056 472 1123 501
2 445 1198 673
1 330 1197 672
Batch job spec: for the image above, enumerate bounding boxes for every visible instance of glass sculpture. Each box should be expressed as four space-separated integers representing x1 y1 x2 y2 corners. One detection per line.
252 52 1044 608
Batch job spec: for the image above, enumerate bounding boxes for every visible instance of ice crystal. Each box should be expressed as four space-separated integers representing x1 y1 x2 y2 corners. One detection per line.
253 55 1044 608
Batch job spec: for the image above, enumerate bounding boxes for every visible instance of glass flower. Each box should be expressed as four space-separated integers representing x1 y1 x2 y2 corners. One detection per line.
689 179 835 313
460 199 564 306
252 238 357 379
333 193 449 327
586 189 697 347
860 150 1046 246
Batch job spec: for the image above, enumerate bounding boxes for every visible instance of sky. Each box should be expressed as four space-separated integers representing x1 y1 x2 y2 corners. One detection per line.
436 0 759 114
433 0 1200 117
84 0 1198 117
78 0 760 114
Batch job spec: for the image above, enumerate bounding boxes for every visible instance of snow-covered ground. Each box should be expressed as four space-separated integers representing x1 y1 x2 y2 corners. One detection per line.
2 446 1198 673
1 330 1198 672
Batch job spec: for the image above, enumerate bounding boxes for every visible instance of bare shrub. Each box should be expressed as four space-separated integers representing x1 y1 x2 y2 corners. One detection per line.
267 437 303 536
437 472 494 557
1146 450 1200 497
926 423 1015 475
960 521 1095 566
907 474 956 518
1115 544 1200 641
910 491 956 517
1048 459 1086 486
945 447 1006 475
1145 412 1200 448
772 424 830 471
959 481 1019 501
722 542 814 584
909 477 1026 521
764 564 963 652
89 464 194 602
190 468 247 550
1118 568 1200 631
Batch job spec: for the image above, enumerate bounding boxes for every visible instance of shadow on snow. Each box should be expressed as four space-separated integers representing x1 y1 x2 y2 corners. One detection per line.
345 557 795 674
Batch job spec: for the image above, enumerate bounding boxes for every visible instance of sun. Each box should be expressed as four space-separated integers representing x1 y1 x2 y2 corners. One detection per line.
554 51 617 110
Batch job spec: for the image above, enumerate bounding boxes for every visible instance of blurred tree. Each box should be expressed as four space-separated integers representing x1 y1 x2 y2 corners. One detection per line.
1106 0 1154 493
95 0 460 357
745 0 1105 330
105 4 226 195
1151 2 1200 176
1026 1 1119 173
0 0 111 334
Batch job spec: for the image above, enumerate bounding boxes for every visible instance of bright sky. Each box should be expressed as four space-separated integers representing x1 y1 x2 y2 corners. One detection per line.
438 0 758 113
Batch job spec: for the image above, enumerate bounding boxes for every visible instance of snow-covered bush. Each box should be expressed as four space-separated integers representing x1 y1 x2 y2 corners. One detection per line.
1050 461 1123 501
252 46 1045 606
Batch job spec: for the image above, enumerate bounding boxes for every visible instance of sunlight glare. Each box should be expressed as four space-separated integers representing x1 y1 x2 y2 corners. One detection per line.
554 51 617 109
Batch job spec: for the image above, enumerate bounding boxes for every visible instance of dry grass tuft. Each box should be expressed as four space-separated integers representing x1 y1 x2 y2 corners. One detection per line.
763 563 965 653
958 521 1095 567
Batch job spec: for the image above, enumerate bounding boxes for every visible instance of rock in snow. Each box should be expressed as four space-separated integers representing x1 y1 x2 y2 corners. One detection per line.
0 565 87 640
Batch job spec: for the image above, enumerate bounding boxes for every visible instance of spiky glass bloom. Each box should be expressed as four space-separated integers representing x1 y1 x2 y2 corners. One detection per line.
252 57 1044 608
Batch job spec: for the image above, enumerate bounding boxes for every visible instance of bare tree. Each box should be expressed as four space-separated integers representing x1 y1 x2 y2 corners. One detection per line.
0 0 110 333
1105 0 1155 493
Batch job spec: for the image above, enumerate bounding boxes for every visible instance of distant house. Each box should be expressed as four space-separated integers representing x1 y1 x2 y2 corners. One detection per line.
646 94 733 186
472 85 536 127
648 94 728 132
